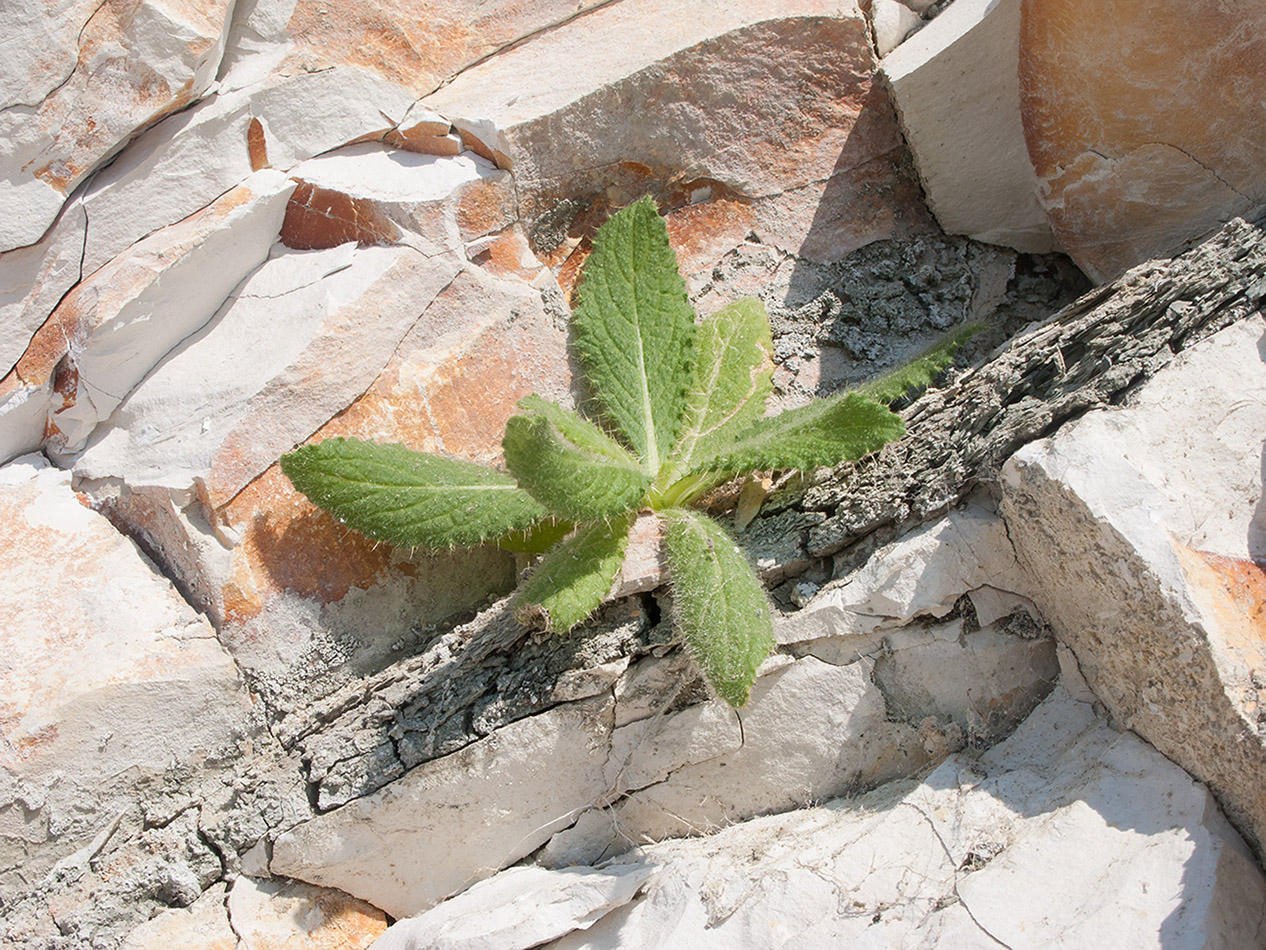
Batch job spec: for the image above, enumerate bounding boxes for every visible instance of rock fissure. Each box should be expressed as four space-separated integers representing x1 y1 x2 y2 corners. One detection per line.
415 0 628 102
898 800 1012 949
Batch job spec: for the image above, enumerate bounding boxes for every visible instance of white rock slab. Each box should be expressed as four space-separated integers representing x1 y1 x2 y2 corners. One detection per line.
270 696 616 918
0 174 88 379
79 68 416 274
778 494 1031 652
1000 315 1266 858
537 688 1266 949
0 171 295 466
423 0 850 169
881 0 1057 252
603 655 926 846
871 0 923 56
0 0 235 252
0 456 249 879
41 170 296 460
74 241 461 497
369 866 655 950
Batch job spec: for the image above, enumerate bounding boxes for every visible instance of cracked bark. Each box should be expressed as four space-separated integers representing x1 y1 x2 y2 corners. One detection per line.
800 211 1266 558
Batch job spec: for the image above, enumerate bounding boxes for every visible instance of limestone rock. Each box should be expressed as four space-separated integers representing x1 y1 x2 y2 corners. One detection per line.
227 877 388 949
1019 0 1266 280
0 197 87 378
218 0 610 96
270 492 1060 907
881 0 1057 252
779 495 1032 651
0 170 295 465
0 456 249 886
77 68 418 276
270 696 617 918
530 688 1266 949
369 866 654 950
0 0 235 252
421 0 932 265
119 884 238 950
1000 315 1266 857
870 0 923 57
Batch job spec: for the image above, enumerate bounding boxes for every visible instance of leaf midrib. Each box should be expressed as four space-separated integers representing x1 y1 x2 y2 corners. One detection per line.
627 250 659 475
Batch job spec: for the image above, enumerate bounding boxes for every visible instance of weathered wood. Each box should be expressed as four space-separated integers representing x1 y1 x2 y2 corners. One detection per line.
802 213 1266 557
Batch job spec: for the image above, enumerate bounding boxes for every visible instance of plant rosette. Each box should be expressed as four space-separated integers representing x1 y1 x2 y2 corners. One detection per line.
282 198 974 706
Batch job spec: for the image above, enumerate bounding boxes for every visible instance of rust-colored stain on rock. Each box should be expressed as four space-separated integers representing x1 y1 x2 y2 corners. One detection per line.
284 2 476 95
1020 0 1266 278
470 229 546 282
247 117 270 170
222 466 399 622
456 177 516 241
1174 543 1266 675
12 181 260 389
281 180 400 250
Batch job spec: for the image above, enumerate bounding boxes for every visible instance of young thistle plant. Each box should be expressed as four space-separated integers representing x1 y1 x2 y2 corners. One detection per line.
282 198 971 707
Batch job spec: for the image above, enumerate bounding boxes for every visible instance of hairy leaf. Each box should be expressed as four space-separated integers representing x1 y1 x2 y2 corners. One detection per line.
514 513 635 632
857 323 982 405
497 517 574 555
688 393 904 479
661 508 773 707
654 297 773 492
503 395 650 522
280 437 547 548
572 197 696 473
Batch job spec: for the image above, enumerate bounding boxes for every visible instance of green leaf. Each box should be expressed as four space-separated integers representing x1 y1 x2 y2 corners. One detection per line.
661 508 774 707
857 323 983 405
688 393 904 479
502 395 651 522
497 517 575 555
572 197 696 473
280 437 548 548
514 513 635 632
654 297 773 492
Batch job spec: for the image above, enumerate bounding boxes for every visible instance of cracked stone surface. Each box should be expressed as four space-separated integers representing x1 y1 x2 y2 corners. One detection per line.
1019 0 1266 280
881 0 1057 253
0 0 235 252
374 688 1266 950
1000 315 1266 859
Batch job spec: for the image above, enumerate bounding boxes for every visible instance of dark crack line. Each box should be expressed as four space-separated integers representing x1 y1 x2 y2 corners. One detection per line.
413 0 627 105
899 801 1012 948
212 263 467 512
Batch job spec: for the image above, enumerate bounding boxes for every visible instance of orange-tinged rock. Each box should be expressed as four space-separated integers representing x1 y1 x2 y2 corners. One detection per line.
423 0 932 264
256 0 607 97
0 457 249 879
1020 0 1266 280
281 180 402 250
1176 548 1266 676
0 170 294 464
227 878 387 950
